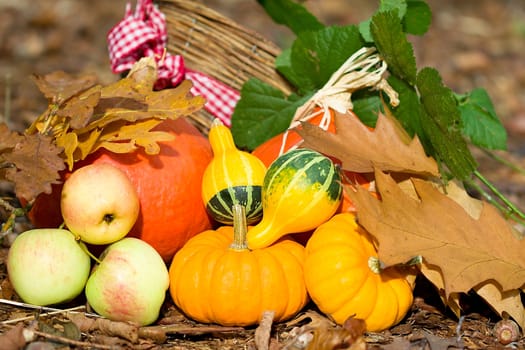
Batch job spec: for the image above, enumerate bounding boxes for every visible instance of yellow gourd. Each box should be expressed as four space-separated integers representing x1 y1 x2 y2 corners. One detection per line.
201 119 267 224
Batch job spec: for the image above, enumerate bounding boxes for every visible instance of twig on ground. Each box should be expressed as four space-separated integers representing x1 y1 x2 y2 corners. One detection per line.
30 328 117 350
0 299 100 325
255 310 275 350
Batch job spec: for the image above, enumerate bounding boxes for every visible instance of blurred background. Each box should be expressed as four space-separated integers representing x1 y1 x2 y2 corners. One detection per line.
0 0 523 131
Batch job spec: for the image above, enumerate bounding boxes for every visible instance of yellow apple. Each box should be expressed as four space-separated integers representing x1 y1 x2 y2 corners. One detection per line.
61 163 140 245
7 228 91 306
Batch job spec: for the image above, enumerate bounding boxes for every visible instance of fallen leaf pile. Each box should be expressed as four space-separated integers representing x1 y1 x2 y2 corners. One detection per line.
299 109 525 328
0 57 205 202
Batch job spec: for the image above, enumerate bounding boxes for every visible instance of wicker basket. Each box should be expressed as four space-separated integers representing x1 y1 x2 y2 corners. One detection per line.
157 0 292 131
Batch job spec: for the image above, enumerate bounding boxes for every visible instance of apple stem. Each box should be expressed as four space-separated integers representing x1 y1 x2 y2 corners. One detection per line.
79 242 101 264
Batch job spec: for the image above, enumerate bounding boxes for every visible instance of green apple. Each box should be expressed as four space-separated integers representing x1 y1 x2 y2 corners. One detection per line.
61 163 140 245
85 237 169 326
7 228 91 306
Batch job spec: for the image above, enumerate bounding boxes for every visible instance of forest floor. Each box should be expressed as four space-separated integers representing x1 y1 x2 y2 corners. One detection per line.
0 0 525 349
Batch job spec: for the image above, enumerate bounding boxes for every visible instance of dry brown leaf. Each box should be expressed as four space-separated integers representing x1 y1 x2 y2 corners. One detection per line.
474 283 525 331
408 330 463 350
0 124 65 202
57 85 102 129
67 313 139 343
0 323 28 350
0 124 24 150
105 55 158 97
349 170 525 327
305 326 366 350
31 70 98 103
297 110 439 176
92 80 203 128
26 57 205 173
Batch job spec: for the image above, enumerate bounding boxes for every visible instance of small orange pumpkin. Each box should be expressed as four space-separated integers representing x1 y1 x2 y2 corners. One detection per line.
168 205 308 326
304 212 414 332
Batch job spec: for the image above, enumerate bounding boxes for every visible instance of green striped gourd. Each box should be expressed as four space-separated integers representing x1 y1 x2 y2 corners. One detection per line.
247 148 342 249
201 119 267 225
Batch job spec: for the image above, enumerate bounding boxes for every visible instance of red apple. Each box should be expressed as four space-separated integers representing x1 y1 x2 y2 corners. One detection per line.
61 163 140 245
85 237 169 326
7 228 91 306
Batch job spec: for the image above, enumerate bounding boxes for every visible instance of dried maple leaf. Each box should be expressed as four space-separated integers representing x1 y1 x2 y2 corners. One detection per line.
0 123 65 202
348 170 525 327
297 110 439 176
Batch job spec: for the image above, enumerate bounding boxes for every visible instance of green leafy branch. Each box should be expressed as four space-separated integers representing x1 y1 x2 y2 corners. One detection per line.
231 0 525 226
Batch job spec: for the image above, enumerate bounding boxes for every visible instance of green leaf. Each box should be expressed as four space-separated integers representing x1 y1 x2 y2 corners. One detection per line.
371 10 417 86
403 0 432 35
231 78 311 150
276 25 364 94
416 67 477 180
388 75 426 141
359 0 408 42
351 91 383 128
257 0 324 36
274 48 299 90
457 88 508 150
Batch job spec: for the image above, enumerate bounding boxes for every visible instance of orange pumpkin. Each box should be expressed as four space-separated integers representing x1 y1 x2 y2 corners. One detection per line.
168 205 308 326
27 118 213 261
304 213 414 332
251 108 374 213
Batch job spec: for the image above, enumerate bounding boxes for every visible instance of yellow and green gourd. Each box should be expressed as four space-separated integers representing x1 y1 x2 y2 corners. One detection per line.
201 119 267 225
247 148 342 249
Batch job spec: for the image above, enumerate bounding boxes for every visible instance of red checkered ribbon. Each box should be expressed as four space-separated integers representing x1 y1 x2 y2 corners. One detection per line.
107 0 239 126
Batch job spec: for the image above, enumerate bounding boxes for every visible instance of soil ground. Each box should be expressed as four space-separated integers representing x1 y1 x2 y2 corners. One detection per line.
0 0 525 349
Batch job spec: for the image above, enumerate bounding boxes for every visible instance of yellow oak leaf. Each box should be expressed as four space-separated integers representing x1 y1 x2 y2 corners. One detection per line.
297 110 439 176
26 57 205 174
348 170 525 327
93 119 175 155
76 128 102 161
55 132 78 170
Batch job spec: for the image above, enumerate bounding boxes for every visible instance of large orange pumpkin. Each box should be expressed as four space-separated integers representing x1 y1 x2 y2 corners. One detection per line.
27 117 213 261
252 108 374 213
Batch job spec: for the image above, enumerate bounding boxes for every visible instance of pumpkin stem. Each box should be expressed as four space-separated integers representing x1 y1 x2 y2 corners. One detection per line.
229 204 249 251
367 256 384 274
